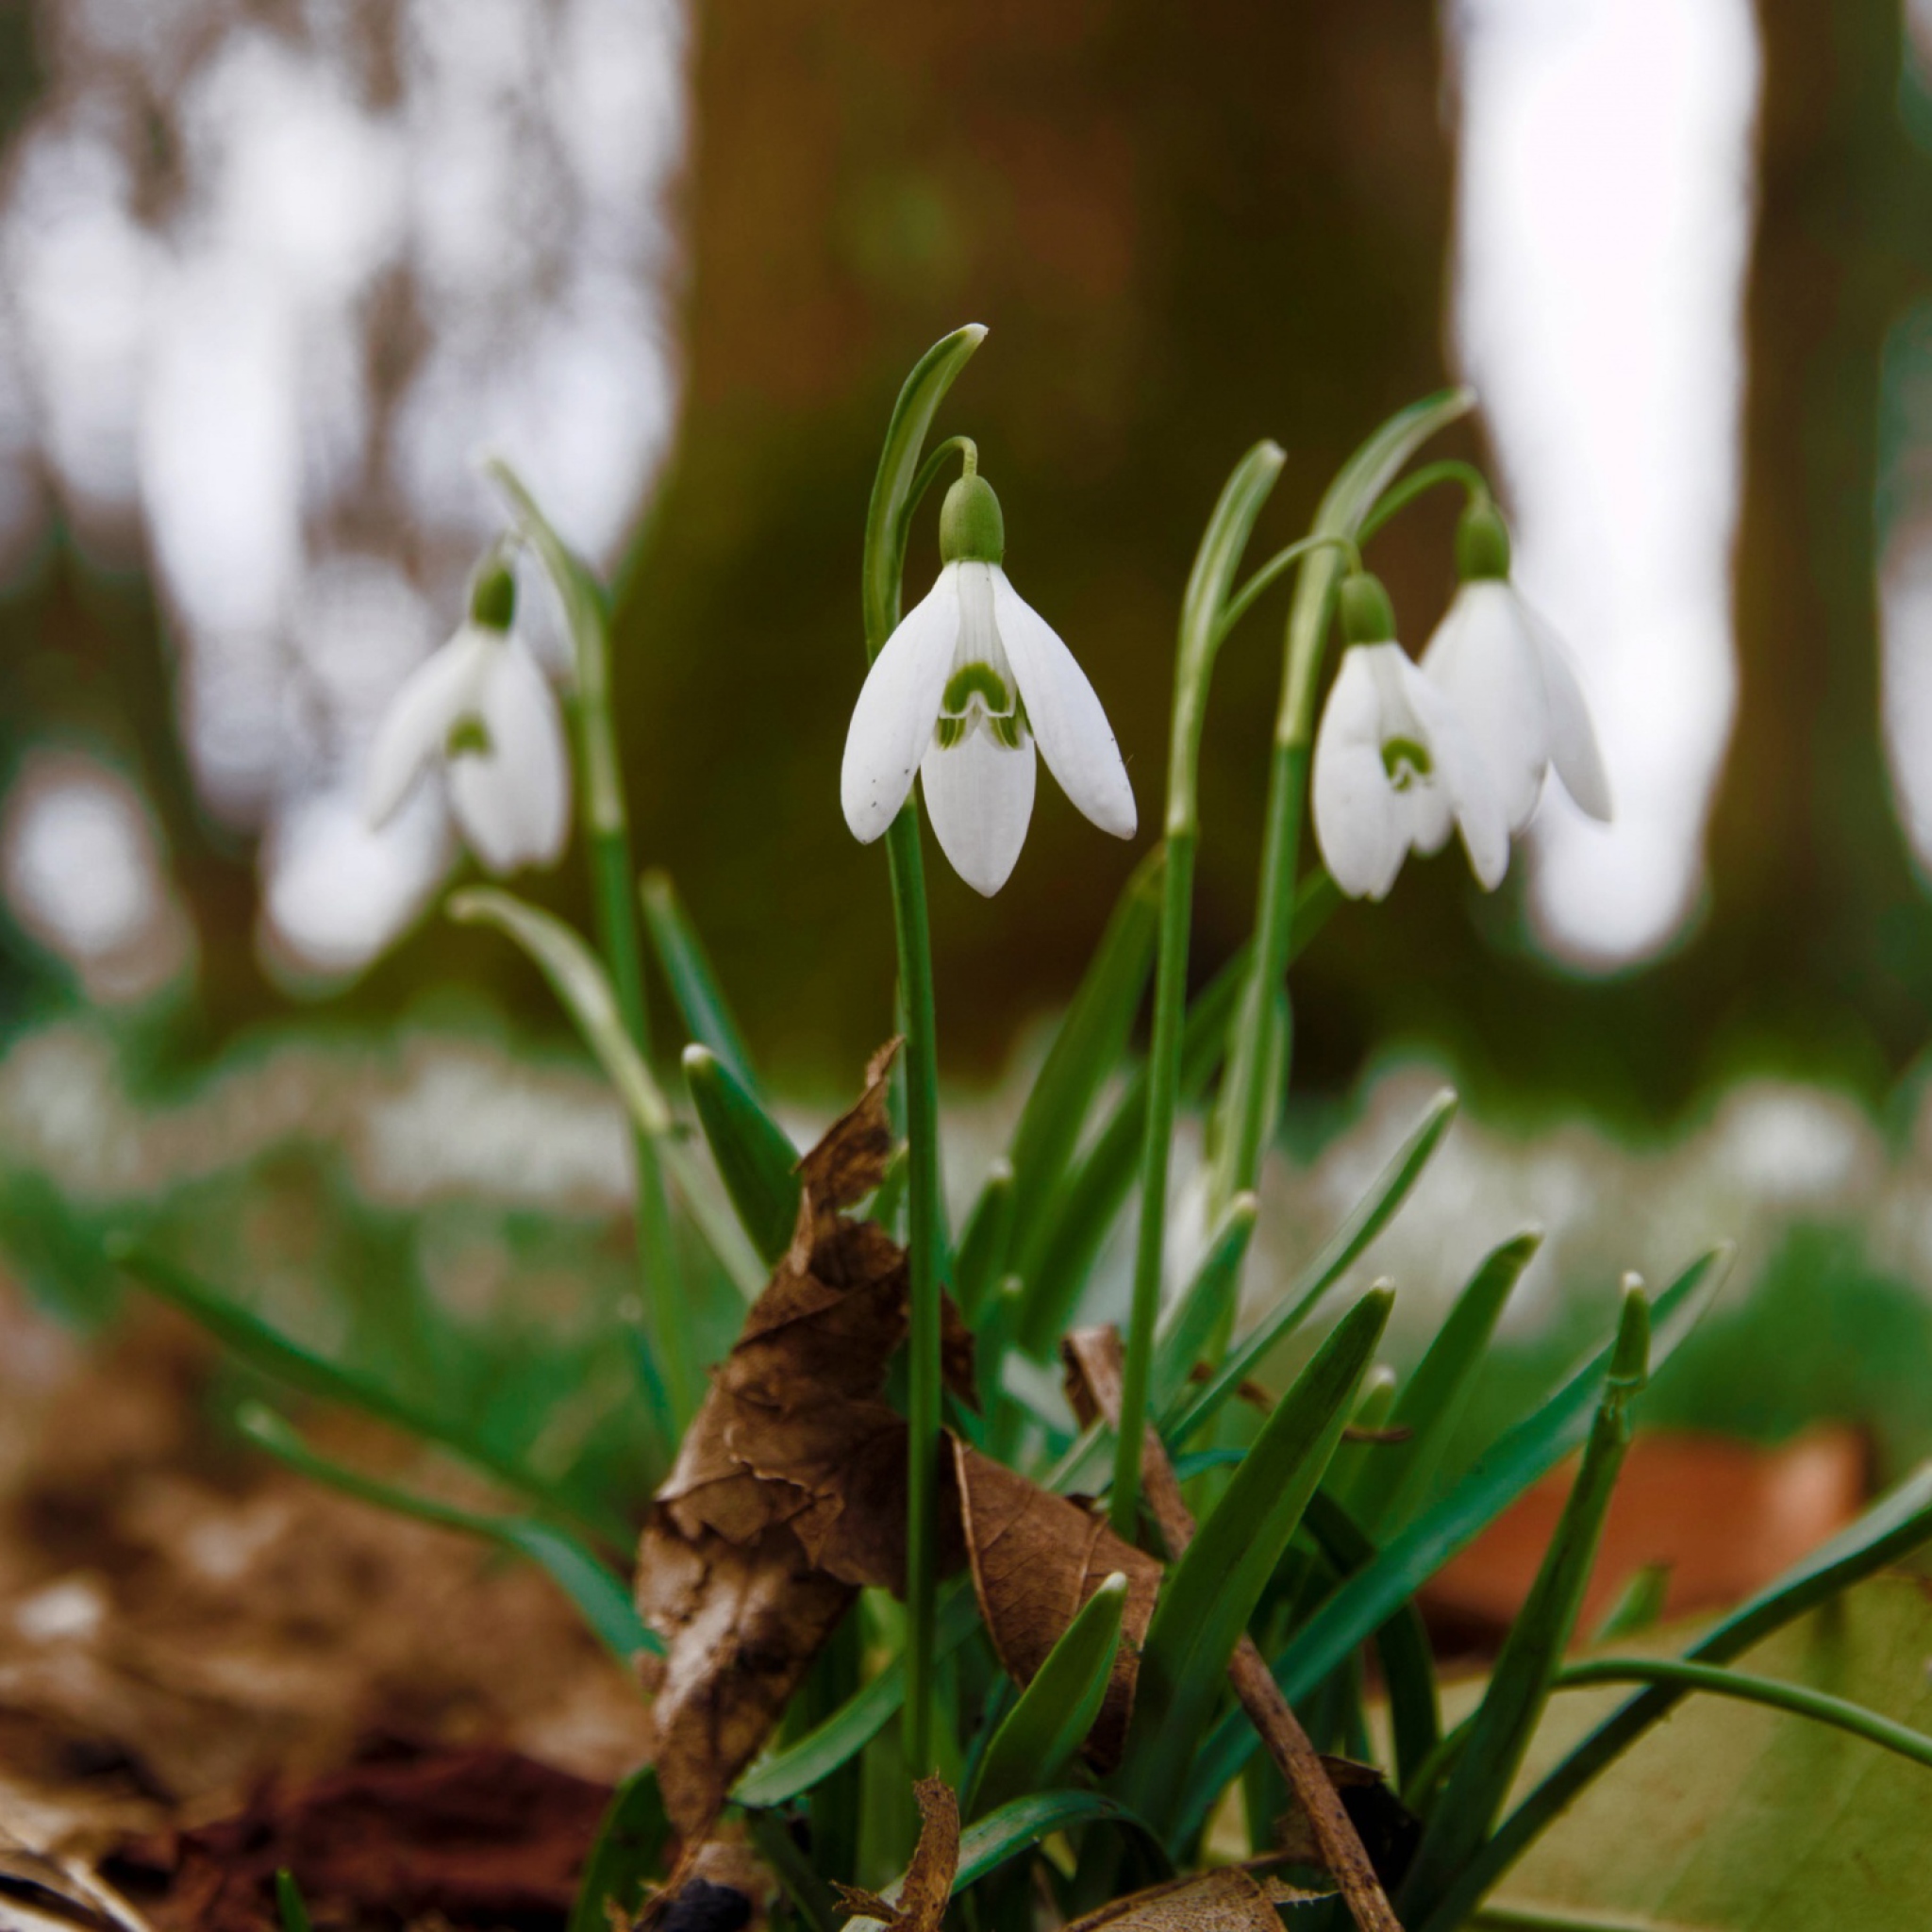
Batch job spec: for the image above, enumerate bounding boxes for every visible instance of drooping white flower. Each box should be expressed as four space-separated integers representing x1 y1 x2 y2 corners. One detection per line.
363 557 571 874
1420 499 1612 831
841 468 1135 895
1312 573 1507 902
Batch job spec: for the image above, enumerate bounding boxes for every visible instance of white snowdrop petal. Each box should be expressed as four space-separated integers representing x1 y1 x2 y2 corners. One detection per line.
362 627 491 830
1422 581 1548 833
1313 651 1407 899
1524 602 1614 822
446 634 572 874
989 568 1136 839
1403 657 1509 891
921 728 1037 896
841 567 961 842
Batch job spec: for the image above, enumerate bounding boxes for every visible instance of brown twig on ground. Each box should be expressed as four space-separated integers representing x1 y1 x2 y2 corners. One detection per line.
1061 1327 1406 1932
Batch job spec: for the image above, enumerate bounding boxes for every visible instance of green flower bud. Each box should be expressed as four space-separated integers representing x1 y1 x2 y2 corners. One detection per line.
1339 570 1397 645
470 558 517 630
1455 495 1512 582
939 472 1006 566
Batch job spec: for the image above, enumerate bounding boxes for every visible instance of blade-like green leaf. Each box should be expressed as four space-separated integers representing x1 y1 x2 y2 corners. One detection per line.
570 1767 670 1932
1174 1243 1730 1836
1166 1090 1458 1443
112 1239 625 1544
1424 1457 1932 1931
1591 1561 1671 1645
236 1403 658 1667
683 1044 799 1265
968 1573 1128 1820
640 869 762 1096
954 1790 1172 1894
1005 848 1163 1274
275 1871 311 1932
953 1160 1015 1327
1117 1286 1391 1829
731 1587 982 1807
1402 1288 1651 1920
1151 1193 1259 1410
1015 950 1246 1358
1344 1230 1541 1539
447 887 764 1297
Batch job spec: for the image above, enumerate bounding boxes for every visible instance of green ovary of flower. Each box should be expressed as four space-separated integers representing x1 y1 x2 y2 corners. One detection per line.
1381 734 1433 790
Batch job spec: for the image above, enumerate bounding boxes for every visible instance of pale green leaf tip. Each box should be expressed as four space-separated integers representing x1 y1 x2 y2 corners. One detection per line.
682 1042 716 1073
639 867 672 906
444 887 492 924
1611 1284 1652 1383
987 1158 1014 1189
1230 1191 1260 1226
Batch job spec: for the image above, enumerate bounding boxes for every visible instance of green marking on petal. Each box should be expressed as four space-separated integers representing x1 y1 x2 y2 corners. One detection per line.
446 715 494 760
1381 735 1432 790
943 661 1015 716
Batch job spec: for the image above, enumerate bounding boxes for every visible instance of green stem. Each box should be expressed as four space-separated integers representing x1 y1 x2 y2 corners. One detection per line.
1108 441 1286 1539
487 458 696 1433
858 324 987 1774
1355 457 1491 542
1552 1657 1932 1773
1213 532 1361 646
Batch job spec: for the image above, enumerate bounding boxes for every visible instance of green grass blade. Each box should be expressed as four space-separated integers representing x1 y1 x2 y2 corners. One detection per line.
1422 1456 1932 1932
236 1403 658 1667
1345 1230 1541 1539
1006 847 1163 1272
448 887 765 1298
1151 1193 1259 1410
1549 1657 1932 1773
112 1240 625 1544
954 1790 1172 1894
1014 950 1247 1358
1401 1287 1651 1919
640 869 762 1096
1591 1561 1671 1644
683 1044 800 1265
570 1767 670 1932
1117 1287 1391 1830
275 1871 311 1932
953 1160 1015 1327
968 1573 1128 1820
732 1587 981 1807
1174 1243 1730 1837
1165 1090 1458 1443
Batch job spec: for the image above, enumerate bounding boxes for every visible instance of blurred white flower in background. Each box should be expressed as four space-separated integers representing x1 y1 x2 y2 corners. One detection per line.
0 0 688 976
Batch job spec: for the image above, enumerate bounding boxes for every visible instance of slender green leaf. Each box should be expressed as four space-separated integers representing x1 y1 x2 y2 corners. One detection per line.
1175 1243 1730 1835
683 1044 799 1265
732 1587 981 1807
954 1790 1171 1893
1166 1090 1458 1443
1424 1457 1932 1931
1151 1193 1259 1410
275 1871 311 1932
237 1403 657 1667
1006 848 1163 1276
570 1767 670 1932
953 1160 1015 1327
1552 1657 1932 1773
447 887 765 1297
1117 1287 1391 1828
112 1240 625 1544
1591 1562 1671 1645
1345 1230 1541 1539
639 869 762 1095
1402 1287 1651 1920
969 1573 1128 1820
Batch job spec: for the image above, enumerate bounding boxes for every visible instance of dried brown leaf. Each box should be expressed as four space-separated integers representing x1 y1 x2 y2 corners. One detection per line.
831 1777 958 1932
638 1046 964 1841
1062 1864 1289 1932
951 1443 1158 1771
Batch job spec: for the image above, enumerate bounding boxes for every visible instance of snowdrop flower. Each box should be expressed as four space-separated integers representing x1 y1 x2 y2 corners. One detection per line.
1420 498 1612 832
841 465 1136 895
363 556 572 874
1312 571 1507 901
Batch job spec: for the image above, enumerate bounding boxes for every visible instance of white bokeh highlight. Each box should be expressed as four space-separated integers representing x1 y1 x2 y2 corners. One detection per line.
1449 0 1760 963
0 0 689 974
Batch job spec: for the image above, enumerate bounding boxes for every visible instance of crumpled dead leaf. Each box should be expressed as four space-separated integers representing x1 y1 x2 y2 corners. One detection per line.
108 1738 613 1931
951 1442 1159 1772
637 1045 971 1840
1062 1863 1314 1932
832 1776 958 1932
